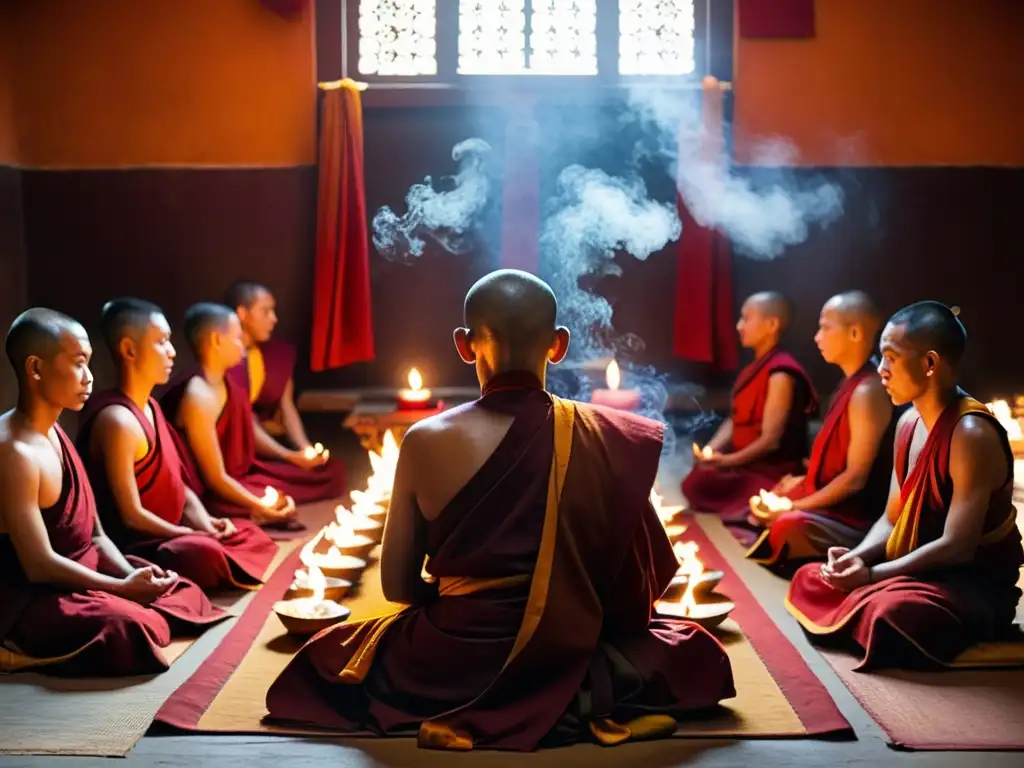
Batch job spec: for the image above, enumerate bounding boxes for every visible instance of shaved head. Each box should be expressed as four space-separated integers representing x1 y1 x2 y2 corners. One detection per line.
887 300 966 366
100 298 164 360
5 308 86 382
748 291 793 333
459 270 567 377
464 270 558 354
224 280 270 311
824 290 882 340
183 302 237 357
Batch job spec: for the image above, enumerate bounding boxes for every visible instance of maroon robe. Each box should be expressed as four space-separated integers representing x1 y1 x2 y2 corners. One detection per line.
265 373 734 750
0 426 225 677
682 347 818 515
226 339 296 425
77 390 278 590
785 395 1024 670
746 362 897 572
160 373 346 522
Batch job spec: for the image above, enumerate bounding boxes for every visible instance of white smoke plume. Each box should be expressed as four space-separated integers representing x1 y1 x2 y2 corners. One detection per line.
627 86 845 258
372 138 494 262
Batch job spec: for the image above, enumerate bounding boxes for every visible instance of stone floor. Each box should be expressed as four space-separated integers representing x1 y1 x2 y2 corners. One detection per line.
2 427 1021 767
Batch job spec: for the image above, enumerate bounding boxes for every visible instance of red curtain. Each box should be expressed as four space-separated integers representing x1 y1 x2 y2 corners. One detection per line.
737 0 816 38
499 104 541 274
672 77 737 371
310 81 375 372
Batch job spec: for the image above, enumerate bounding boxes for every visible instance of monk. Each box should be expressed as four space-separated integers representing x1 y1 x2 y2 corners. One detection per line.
160 303 344 529
265 269 734 751
225 280 312 450
786 301 1023 670
746 292 897 574
682 291 818 518
0 309 225 676
77 299 278 591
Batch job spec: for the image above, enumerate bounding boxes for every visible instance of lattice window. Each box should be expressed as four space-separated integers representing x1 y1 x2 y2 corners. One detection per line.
357 0 437 76
618 0 696 76
528 1 598 75
457 1 528 75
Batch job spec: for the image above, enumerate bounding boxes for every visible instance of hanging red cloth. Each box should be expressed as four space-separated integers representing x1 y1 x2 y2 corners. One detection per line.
737 0 815 38
310 80 375 372
672 77 737 371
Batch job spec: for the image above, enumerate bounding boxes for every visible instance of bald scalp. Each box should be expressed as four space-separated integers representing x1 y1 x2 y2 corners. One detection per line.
825 290 882 340
100 297 164 360
183 302 236 357
749 291 793 333
464 269 558 362
5 308 86 382
888 300 967 366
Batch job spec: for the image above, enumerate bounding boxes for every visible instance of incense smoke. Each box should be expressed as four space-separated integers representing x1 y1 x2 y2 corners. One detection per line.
627 87 845 258
372 138 494 263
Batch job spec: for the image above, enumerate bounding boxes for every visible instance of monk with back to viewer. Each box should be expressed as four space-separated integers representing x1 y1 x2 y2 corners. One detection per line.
77 298 278 590
786 301 1023 670
0 309 224 676
265 269 735 751
682 291 818 517
746 291 897 574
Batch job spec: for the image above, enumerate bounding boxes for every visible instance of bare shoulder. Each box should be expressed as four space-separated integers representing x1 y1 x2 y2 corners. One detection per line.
93 404 145 442
401 403 474 450
851 375 892 413
182 377 219 417
0 414 41 487
952 413 1003 454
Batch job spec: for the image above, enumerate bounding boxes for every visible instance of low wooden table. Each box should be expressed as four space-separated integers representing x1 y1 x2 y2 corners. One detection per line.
337 389 480 452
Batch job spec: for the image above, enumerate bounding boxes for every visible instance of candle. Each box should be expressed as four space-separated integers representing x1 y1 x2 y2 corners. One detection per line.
653 539 734 628
303 442 330 461
692 443 714 461
274 564 351 635
591 360 641 411
299 529 368 582
397 368 434 410
749 488 792 524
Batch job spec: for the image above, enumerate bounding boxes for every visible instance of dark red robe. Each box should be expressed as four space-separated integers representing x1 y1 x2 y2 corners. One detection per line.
264 372 734 751
746 363 897 572
226 339 296 425
160 373 346 522
77 390 278 590
682 347 818 515
785 395 1024 670
0 426 225 677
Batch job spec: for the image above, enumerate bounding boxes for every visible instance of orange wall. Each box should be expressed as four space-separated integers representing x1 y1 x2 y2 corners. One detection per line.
735 0 1024 166
0 4 18 165
8 0 317 169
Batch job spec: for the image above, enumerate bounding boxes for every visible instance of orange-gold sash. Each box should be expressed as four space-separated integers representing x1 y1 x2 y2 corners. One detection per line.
885 398 1015 561
246 345 266 404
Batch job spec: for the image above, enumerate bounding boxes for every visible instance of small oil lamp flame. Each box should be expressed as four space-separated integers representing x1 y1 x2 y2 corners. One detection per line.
672 540 704 617
692 443 714 460
304 442 329 461
408 367 423 391
987 399 1023 441
260 486 280 508
606 359 621 390
397 368 432 408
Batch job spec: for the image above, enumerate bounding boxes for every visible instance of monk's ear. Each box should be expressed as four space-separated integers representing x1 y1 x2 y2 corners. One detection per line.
118 336 136 362
850 325 862 342
924 350 939 375
548 327 570 365
25 355 43 382
453 328 475 364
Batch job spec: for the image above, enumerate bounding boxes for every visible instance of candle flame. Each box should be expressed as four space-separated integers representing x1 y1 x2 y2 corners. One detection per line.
408 367 423 391
606 359 621 391
360 429 400 503
326 504 357 545
673 540 704 617
758 489 793 513
308 564 326 603
986 399 1022 441
261 486 280 508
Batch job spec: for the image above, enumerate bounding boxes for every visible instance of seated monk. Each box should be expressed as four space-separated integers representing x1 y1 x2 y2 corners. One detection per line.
76 299 278 591
746 292 897 574
682 291 818 518
225 280 312 450
160 304 344 529
265 270 735 751
786 302 1023 670
0 309 225 676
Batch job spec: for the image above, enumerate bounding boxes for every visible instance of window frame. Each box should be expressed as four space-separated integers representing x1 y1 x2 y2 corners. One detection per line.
337 0 733 106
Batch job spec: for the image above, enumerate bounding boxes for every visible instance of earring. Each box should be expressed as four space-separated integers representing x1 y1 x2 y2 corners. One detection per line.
33 373 41 380
926 370 933 377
